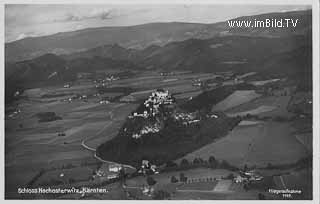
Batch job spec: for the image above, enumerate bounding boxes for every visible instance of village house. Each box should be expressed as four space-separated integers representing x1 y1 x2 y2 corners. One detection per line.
95 163 122 180
99 100 110 104
14 91 20 97
236 170 264 183
109 164 122 172
63 84 71 88
138 160 159 175
174 111 201 125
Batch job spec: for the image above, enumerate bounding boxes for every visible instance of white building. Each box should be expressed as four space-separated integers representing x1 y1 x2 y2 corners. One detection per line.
109 164 122 173
107 174 119 180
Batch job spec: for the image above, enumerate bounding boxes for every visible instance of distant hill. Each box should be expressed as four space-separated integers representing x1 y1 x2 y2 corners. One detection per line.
62 43 136 61
135 35 310 72
6 54 140 84
258 44 312 91
5 9 312 104
5 9 311 62
6 22 220 62
61 32 310 72
5 53 141 104
6 54 67 84
5 33 311 104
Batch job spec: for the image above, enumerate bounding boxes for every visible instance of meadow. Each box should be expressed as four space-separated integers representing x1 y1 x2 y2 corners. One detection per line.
212 90 261 112
177 121 308 168
5 81 138 197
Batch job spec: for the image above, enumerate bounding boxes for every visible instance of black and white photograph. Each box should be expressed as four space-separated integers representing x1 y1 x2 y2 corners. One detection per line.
2 0 319 201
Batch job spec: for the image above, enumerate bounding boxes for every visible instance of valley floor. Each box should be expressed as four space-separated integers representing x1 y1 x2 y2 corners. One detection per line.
5 71 312 200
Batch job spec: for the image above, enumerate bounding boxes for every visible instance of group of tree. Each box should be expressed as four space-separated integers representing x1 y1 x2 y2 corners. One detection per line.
164 155 238 173
180 156 218 167
179 173 188 182
188 177 217 183
146 176 157 186
262 156 312 170
169 173 188 183
119 168 127 185
170 176 178 183
152 190 170 200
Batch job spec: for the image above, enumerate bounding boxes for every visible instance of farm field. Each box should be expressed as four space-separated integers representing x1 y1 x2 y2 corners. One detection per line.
5 82 139 198
34 166 96 186
273 168 312 199
172 188 258 200
238 120 263 126
294 133 312 153
122 167 241 200
128 83 200 101
178 121 308 168
5 69 313 200
227 106 277 117
125 168 237 189
212 90 261 112
226 95 293 118
178 181 219 191
248 79 280 86
174 90 203 100
237 72 256 79
105 71 212 102
21 83 96 99
6 71 207 198
5 167 40 198
213 180 233 192
112 71 215 90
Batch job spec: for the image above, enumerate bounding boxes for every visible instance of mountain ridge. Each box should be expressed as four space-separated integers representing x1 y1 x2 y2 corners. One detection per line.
6 9 311 62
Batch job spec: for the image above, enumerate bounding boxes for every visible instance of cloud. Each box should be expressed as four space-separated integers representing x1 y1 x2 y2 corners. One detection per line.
53 9 116 23
15 32 39 40
14 31 43 41
16 33 28 40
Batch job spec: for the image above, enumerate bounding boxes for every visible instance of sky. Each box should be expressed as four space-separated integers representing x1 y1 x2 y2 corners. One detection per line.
5 4 311 42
